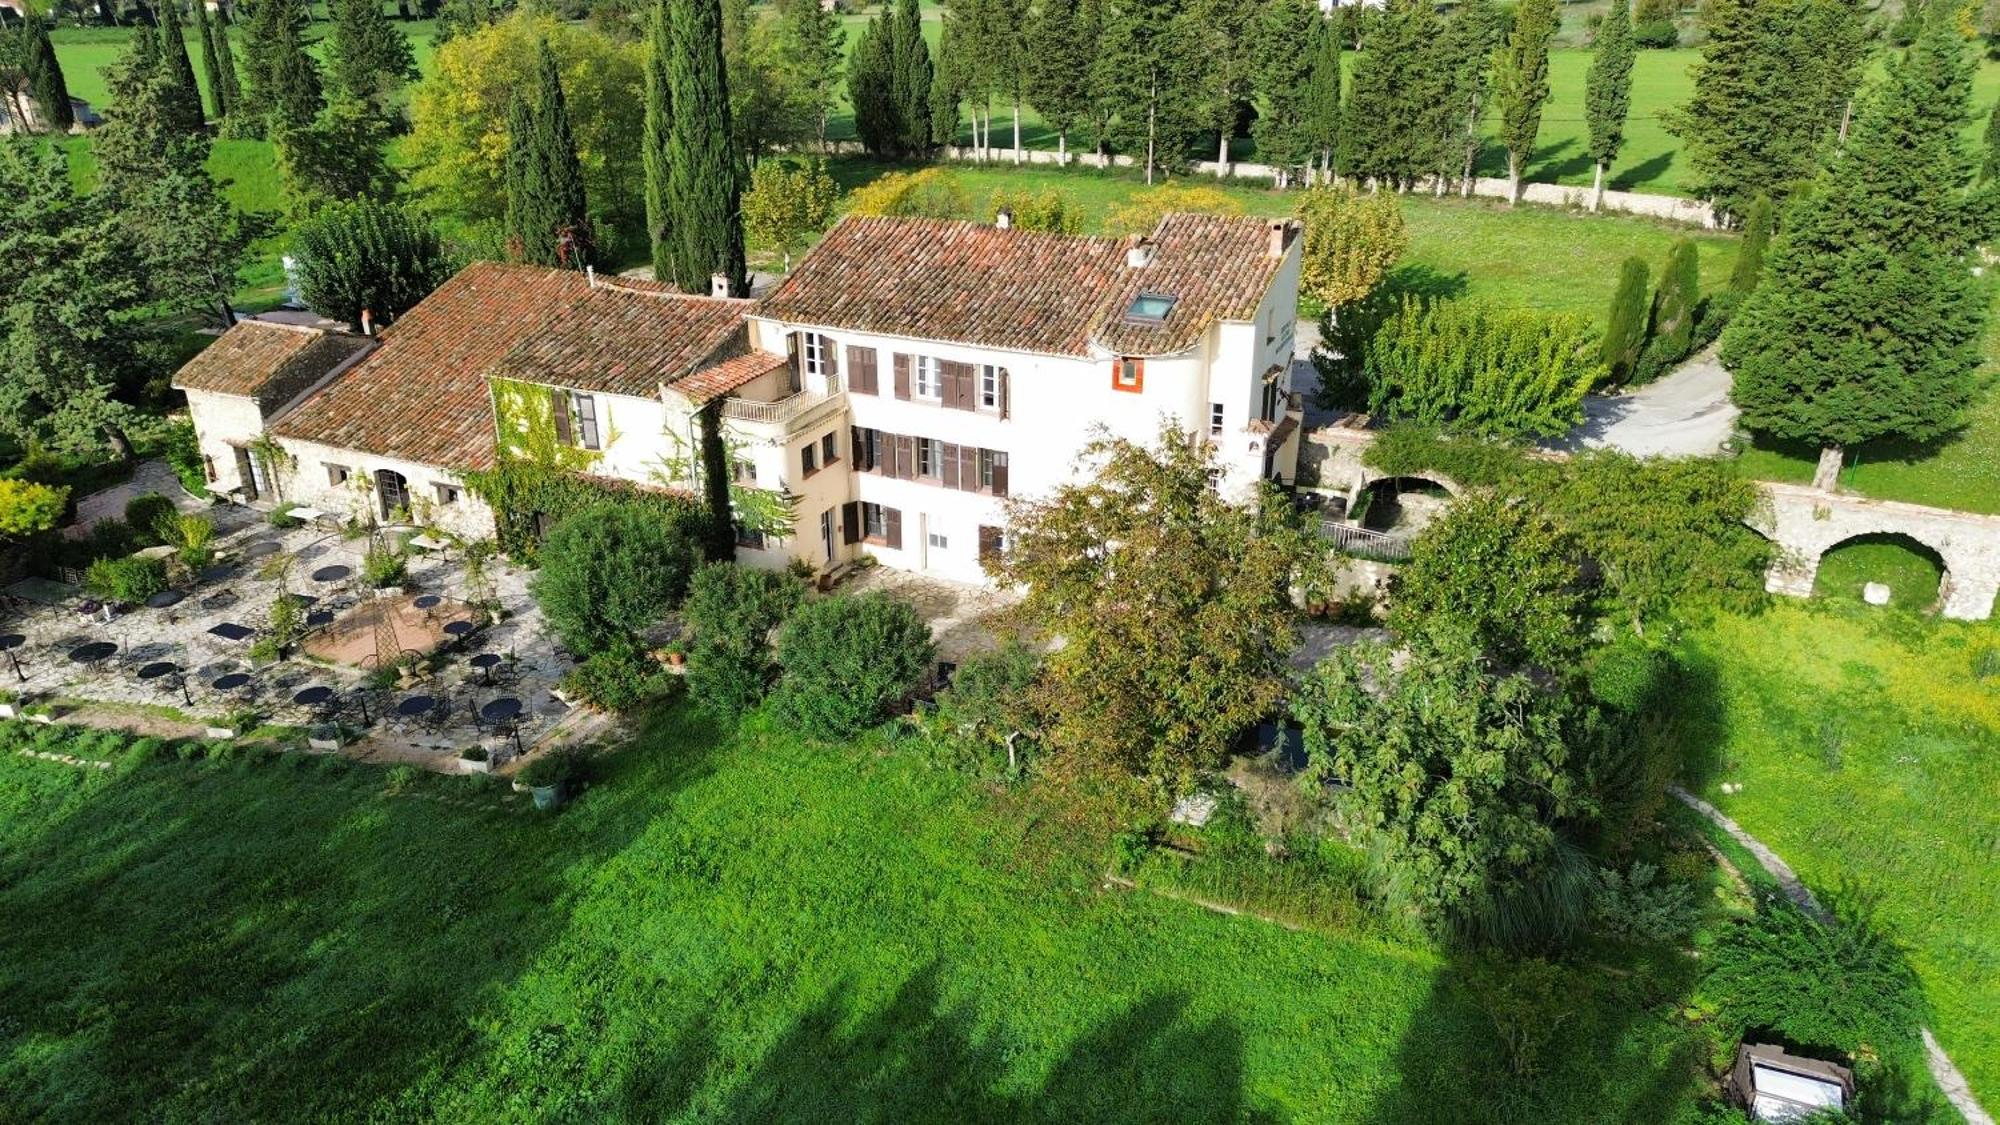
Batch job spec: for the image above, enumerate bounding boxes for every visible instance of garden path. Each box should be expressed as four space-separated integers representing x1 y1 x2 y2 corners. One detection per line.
67 459 212 536
1553 347 1740 458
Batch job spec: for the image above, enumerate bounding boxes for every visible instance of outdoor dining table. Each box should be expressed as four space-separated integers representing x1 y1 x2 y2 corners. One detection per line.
441 620 476 649
397 694 437 719
198 564 235 583
211 672 252 692
469 652 502 685
306 609 335 629
481 697 525 754
0 633 26 682
310 565 351 583
242 541 281 560
292 685 333 708
138 661 192 705
208 622 255 641
67 641 117 665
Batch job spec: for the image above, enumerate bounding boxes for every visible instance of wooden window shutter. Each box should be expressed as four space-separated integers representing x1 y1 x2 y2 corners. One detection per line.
990 451 1009 497
998 368 1011 419
892 353 912 400
884 507 903 549
940 442 961 490
550 388 573 445
978 525 1002 562
850 426 866 470
943 360 975 410
894 434 915 479
841 502 860 545
957 444 977 491
847 345 877 394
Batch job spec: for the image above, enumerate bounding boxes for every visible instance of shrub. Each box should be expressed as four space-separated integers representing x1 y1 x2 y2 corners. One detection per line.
124 494 176 544
361 544 408 588
269 502 303 529
0 478 68 540
1689 288 1742 354
1631 19 1678 47
1602 257 1650 383
1647 237 1700 365
1705 896 1926 1054
518 745 590 790
460 745 489 762
559 637 674 712
844 167 969 219
84 556 169 604
1103 183 1244 236
161 420 209 499
1364 297 1605 440
988 186 1083 235
1592 861 1701 943
774 593 936 738
1729 194 1774 292
531 501 704 655
684 563 805 719
933 639 1043 774
385 764 420 792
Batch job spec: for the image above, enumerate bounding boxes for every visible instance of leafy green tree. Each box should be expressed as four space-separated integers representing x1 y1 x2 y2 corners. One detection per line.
1024 0 1091 162
774 592 936 738
505 41 593 268
433 0 492 44
291 200 452 332
934 639 1044 772
1099 0 1203 182
1388 491 1589 671
275 95 398 217
239 0 323 135
1365 298 1604 439
1291 638 1597 935
664 0 747 295
1340 0 1435 188
741 157 836 271
889 0 933 156
1295 185 1407 310
531 500 704 654
327 0 418 107
720 0 812 164
1602 257 1650 383
0 479 68 541
1646 237 1699 364
1727 194 1773 292
845 10 898 156
156 0 206 133
1706 896 1926 1056
1304 6 1341 179
0 141 150 460
1251 0 1319 182
1723 12 1984 489
989 422 1326 791
190 0 230 121
1190 0 1258 168
776 0 843 145
1425 0 1501 196
683 561 806 720
1585 0 1635 210
1492 0 1557 204
18 13 74 132
988 186 1082 233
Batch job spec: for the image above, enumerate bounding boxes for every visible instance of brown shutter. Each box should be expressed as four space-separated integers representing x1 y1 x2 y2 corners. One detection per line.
892 353 912 400
998 368 1011 419
550 388 573 445
940 442 961 489
842 502 860 545
978 525 1002 562
847 345 877 394
957 445 977 491
851 426 866 470
942 360 975 410
990 451 1009 497
884 507 902 549
894 435 915 479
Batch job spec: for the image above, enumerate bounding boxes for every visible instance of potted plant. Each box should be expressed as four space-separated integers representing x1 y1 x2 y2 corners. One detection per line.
0 691 19 721
517 746 586 811
23 701 57 725
207 707 258 740
459 744 493 774
307 723 345 752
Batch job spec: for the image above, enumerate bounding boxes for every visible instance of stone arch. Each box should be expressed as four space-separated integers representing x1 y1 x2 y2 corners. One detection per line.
1808 531 1949 608
1353 475 1459 534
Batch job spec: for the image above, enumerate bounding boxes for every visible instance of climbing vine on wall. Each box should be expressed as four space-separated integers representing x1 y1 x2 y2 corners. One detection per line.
649 424 795 538
489 378 612 472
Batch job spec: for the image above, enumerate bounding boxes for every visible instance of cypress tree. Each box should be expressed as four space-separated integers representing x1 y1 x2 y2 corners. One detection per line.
1602 256 1650 382
505 43 593 269
846 11 898 157
888 0 932 156
1024 0 1089 161
1340 0 1434 188
1304 10 1340 181
929 16 964 148
327 0 418 107
19 13 74 133
240 0 323 136
1982 97 2000 182
157 0 207 132
210 15 242 121
1728 194 1773 292
1251 0 1318 184
1585 0 1635 211
1722 9 1983 488
644 0 674 283
664 0 747 294
1422 0 1500 196
1491 0 1556 204
191 0 228 121
1100 0 1206 182
1648 237 1699 363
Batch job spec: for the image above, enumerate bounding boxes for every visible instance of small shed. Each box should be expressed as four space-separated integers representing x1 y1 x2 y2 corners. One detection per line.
1727 1043 1854 1122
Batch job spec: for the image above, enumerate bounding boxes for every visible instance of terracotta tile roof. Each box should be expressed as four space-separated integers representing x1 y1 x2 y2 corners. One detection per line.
484 282 752 399
757 216 1128 356
757 213 1295 358
171 320 372 407
272 262 587 471
675 350 791 405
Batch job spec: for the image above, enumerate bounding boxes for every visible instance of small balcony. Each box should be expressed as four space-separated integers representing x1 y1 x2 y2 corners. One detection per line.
718 372 845 433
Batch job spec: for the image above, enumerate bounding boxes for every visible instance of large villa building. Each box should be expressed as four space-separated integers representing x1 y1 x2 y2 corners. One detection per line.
174 211 1306 587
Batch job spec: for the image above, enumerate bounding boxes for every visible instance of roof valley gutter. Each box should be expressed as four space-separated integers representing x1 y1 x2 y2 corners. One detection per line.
262 338 380 428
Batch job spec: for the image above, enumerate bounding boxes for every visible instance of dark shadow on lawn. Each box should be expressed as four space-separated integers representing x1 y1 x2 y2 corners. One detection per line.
0 703 721 1121
649 964 1267 1123
1608 150 1678 194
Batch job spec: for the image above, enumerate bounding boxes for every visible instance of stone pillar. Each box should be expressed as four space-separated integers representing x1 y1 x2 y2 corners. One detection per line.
1764 552 1819 600
1941 569 1999 621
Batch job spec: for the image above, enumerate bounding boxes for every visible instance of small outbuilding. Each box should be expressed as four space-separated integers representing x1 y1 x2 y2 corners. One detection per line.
1727 1043 1855 1122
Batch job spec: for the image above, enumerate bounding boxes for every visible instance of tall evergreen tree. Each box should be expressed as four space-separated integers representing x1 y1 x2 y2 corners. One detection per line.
664 0 747 294
888 0 932 156
1728 194 1773 292
1647 237 1699 362
1251 0 1318 183
929 14 965 148
1585 0 1635 210
1983 97 2000 182
1491 0 1557 204
327 0 417 107
239 0 323 136
1024 0 1090 161
1421 0 1500 196
777 0 843 145
1722 13 1985 490
1304 10 1340 181
190 0 228 120
1602 257 1650 382
643 0 675 281
19 11 74 132
1100 0 1206 182
1076 0 1114 160
1191 0 1258 168
209 13 242 123
505 42 592 269
846 10 899 156
1340 0 1434 188
156 0 206 132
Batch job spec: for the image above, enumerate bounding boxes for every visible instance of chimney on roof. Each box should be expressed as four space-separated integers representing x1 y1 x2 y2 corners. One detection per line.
1126 239 1154 269
711 272 732 298
360 308 374 337
1267 219 1293 259
586 265 596 287
995 207 1013 230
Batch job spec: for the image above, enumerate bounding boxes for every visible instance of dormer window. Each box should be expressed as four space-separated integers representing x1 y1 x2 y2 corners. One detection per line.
1124 292 1176 324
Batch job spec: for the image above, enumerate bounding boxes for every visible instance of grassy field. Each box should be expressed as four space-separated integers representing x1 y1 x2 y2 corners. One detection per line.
0 708 1722 1121
1676 602 2000 1106
1812 537 1948 610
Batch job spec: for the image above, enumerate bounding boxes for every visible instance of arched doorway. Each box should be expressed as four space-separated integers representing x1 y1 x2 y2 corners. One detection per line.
375 469 411 522
1812 532 1947 610
1354 476 1455 535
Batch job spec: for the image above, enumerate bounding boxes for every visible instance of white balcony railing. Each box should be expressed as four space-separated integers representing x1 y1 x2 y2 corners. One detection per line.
718 373 841 430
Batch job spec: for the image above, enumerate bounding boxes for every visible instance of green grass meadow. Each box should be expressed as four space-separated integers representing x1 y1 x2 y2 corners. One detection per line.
1676 603 2000 1105
0 710 1717 1121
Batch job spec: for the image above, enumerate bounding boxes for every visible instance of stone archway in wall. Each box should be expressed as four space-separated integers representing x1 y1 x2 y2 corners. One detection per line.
1809 532 1949 611
1757 483 2000 621
1352 475 1460 535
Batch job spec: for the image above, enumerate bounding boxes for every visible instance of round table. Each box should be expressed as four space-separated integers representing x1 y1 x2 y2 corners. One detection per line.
310 565 351 583
212 672 252 692
68 642 116 665
469 652 502 684
198 564 235 583
292 686 334 708
144 589 186 609
397 694 437 718
0 634 24 653
242 541 281 560
413 594 443 610
481 697 525 753
306 610 335 629
442 621 476 646
137 661 178 682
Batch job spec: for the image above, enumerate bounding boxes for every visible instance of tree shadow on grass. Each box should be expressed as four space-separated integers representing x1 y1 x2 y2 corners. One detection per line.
658 964 1264 1124
1608 150 1678 194
1528 137 1594 185
0 703 721 1121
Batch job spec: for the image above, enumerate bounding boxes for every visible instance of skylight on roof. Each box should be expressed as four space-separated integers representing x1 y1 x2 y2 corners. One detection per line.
1125 293 1176 324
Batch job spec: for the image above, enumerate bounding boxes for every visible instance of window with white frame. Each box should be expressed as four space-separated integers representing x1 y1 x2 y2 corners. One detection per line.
916 437 936 477
434 482 462 506
914 355 942 400
928 531 948 550
800 331 833 380
979 365 1001 410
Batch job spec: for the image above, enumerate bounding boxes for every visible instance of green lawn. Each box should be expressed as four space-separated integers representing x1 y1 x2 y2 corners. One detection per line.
1676 602 2000 1106
1811 537 1948 610
0 709 1717 1121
